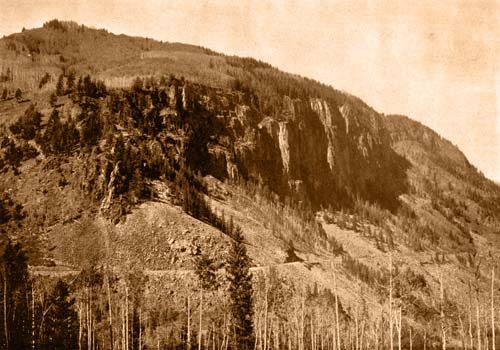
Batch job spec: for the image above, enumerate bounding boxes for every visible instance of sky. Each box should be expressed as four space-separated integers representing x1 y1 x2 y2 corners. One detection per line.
1 0 499 181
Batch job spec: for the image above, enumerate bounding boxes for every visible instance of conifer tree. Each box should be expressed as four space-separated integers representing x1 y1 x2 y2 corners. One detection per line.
14 88 22 100
226 227 254 350
41 109 61 153
43 280 78 350
195 253 217 287
79 113 102 148
9 104 42 140
49 93 57 107
0 238 31 350
56 74 64 96
66 71 75 93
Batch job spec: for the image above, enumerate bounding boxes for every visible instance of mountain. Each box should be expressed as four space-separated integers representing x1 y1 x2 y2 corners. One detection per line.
1 20 499 349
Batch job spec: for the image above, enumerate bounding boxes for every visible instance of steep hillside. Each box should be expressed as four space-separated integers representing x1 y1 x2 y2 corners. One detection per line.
1 20 500 350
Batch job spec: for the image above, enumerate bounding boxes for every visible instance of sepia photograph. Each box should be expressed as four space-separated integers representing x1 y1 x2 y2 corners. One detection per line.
0 1 499 349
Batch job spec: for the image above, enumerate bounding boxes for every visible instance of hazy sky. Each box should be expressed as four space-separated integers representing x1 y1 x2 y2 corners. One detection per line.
1 0 499 181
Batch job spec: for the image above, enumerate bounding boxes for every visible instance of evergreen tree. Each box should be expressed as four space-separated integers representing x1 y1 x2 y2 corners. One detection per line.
2 139 22 169
82 75 93 96
56 74 64 96
0 238 31 350
80 113 102 148
38 72 51 89
194 253 218 291
64 116 80 151
76 76 83 95
66 71 75 93
43 280 78 350
49 92 57 107
9 104 42 140
226 227 254 350
132 77 144 92
14 88 22 100
41 109 61 153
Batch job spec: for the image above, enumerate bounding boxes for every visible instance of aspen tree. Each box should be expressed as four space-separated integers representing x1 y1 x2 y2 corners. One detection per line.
395 306 402 350
2 268 8 350
332 265 340 350
122 301 126 350
78 301 83 350
469 283 474 350
312 310 315 350
301 297 305 350
458 313 466 350
389 253 393 350
195 252 217 350
105 274 114 350
409 327 412 350
374 310 381 350
264 280 268 350
492 267 495 350
32 282 35 350
484 321 489 350
475 260 482 350
355 301 359 350
275 316 280 350
213 324 216 350
440 272 446 350
125 285 129 350
477 290 482 350
87 287 91 350
199 290 202 350
104 224 114 350
188 294 192 350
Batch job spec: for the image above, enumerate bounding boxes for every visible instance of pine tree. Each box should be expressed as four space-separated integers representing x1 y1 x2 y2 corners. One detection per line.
195 253 218 291
56 74 64 96
38 72 51 89
226 226 254 350
49 93 57 107
64 116 80 151
132 77 144 92
42 109 62 153
76 76 83 95
0 238 31 350
66 71 75 93
9 104 42 140
43 280 78 350
14 88 22 100
79 113 102 148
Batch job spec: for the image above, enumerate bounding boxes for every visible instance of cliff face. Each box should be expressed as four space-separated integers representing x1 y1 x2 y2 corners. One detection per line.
186 86 410 211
